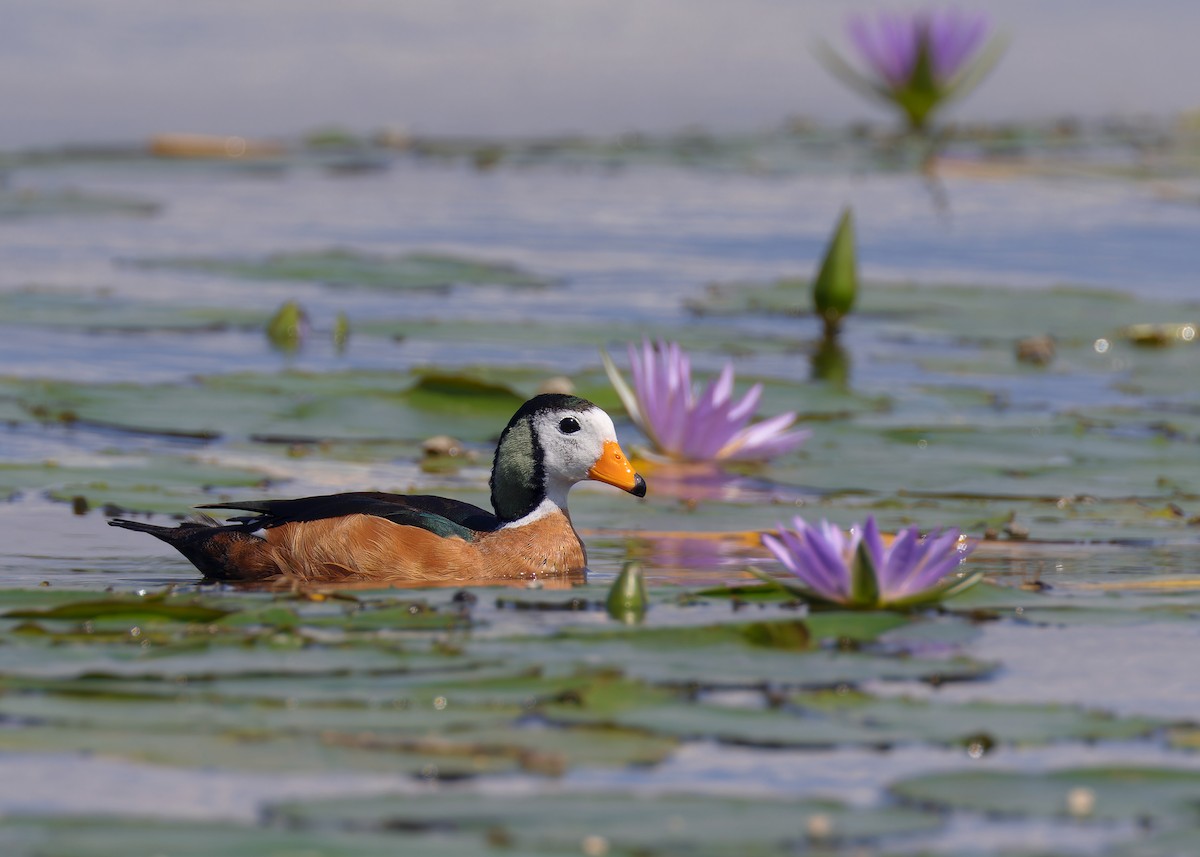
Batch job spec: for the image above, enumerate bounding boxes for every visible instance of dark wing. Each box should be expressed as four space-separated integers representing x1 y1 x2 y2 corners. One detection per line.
198 491 499 542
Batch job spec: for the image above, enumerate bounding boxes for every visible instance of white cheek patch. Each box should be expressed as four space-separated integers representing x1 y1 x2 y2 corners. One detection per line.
588 408 618 442
536 407 616 482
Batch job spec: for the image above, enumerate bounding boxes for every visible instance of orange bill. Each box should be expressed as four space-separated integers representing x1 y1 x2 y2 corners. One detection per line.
588 440 648 497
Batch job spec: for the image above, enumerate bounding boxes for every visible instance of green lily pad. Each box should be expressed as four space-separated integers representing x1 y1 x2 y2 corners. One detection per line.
3 593 231 623
275 790 943 854
1109 829 1200 857
0 724 526 777
132 249 554 291
0 188 160 219
0 288 267 333
0 818 516 857
0 456 272 515
0 368 620 443
538 674 1157 750
370 315 821 362
795 690 1162 745
0 639 423 681
692 279 1200 346
487 622 995 689
890 766 1200 828
0 667 677 776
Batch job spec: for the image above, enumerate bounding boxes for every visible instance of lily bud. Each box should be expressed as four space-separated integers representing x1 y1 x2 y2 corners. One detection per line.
605 561 648 624
266 300 309 351
812 208 858 337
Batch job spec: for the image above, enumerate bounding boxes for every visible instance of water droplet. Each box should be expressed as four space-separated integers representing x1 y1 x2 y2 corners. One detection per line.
916 439 928 449
1067 786 1096 818
581 834 609 856
1093 338 1110 354
805 813 834 840
1183 325 1196 342
433 696 447 711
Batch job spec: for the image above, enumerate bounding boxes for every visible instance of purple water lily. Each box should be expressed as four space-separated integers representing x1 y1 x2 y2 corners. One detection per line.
602 340 810 462
850 9 988 88
760 515 979 608
821 8 1002 132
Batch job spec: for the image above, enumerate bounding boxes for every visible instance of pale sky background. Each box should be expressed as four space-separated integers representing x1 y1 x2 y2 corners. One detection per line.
3 0 1197 147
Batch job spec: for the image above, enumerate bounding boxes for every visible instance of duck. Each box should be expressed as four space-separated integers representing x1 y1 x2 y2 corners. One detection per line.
108 394 647 584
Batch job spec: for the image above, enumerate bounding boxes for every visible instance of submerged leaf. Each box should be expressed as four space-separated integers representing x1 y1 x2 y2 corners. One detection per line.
739 619 811 650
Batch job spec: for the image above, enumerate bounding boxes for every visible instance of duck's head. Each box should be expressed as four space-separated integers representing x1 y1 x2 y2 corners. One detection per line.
490 394 647 523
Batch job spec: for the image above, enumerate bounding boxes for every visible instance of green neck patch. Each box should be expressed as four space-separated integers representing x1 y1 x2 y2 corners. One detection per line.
490 416 544 522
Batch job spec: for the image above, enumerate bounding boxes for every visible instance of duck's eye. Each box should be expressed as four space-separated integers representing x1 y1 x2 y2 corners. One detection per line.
559 417 581 434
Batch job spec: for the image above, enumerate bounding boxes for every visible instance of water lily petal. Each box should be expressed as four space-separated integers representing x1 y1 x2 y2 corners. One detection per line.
601 348 643 428
762 515 977 610
726 381 763 424
723 428 811 462
709 361 735 407
905 531 971 595
846 8 989 102
801 525 854 600
660 341 695 455
628 341 664 449
762 532 801 576
775 526 844 601
769 520 846 601
888 529 964 597
877 525 920 597
605 339 809 463
861 516 887 574
719 411 808 460
878 11 919 86
681 366 740 458
927 8 988 81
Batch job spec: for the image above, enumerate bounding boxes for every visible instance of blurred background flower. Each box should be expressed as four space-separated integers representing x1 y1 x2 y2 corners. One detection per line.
760 515 979 608
603 340 810 462
818 8 1005 133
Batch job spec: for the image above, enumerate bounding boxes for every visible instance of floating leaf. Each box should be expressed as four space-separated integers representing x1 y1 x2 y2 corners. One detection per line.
275 790 943 854
0 188 159 219
0 288 267 333
891 767 1200 828
0 819 493 857
487 622 992 689
3 594 230 623
2 368 616 444
132 249 554 291
0 456 271 515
